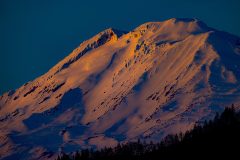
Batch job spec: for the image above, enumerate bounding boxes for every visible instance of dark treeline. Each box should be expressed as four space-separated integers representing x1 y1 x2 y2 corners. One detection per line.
57 106 240 160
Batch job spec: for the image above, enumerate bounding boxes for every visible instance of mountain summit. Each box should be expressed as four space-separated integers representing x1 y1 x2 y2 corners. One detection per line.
1 18 240 159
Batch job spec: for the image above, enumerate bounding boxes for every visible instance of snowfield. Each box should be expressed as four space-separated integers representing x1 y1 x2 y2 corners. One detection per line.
0 18 240 160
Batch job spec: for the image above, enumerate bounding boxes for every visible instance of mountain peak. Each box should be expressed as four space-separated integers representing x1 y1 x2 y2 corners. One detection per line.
89 27 125 45
50 28 127 74
135 18 211 34
100 28 127 38
168 17 198 23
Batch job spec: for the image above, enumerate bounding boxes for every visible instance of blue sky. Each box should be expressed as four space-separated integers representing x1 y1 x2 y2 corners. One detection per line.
0 0 240 94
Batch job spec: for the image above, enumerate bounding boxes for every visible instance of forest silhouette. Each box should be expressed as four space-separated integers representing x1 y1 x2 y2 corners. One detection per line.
57 105 240 160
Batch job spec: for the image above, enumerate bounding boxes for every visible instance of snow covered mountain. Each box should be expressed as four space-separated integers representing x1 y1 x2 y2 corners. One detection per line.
1 18 240 159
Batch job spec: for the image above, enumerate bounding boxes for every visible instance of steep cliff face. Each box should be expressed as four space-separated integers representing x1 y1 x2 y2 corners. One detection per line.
1 18 240 160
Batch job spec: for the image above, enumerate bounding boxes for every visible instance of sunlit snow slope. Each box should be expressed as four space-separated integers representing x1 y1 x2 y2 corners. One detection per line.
1 18 240 160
